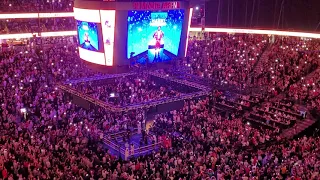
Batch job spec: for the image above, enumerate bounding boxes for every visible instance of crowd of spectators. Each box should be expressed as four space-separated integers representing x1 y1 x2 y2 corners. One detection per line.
185 34 320 96
0 34 319 179
185 33 269 89
253 37 320 96
0 0 75 34
276 38 320 114
148 98 319 179
0 36 142 179
287 68 320 116
0 17 75 34
250 100 303 129
74 74 181 106
0 0 74 13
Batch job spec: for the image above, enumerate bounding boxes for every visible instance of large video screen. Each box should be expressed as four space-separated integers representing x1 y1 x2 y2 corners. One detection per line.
127 9 185 63
77 20 100 52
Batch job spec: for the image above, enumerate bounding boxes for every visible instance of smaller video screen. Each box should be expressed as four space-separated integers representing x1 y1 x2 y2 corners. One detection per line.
77 20 100 52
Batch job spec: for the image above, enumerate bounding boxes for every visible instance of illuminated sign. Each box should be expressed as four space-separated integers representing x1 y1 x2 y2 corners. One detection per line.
100 10 116 66
38 12 74 18
132 2 180 10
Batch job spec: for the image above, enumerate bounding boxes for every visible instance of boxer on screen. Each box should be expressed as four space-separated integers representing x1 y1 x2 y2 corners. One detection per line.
153 26 164 59
80 32 97 51
84 32 90 43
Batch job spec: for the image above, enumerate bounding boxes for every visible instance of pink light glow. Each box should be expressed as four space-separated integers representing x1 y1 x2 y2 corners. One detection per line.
192 27 320 39
0 13 38 19
0 12 74 19
40 31 77 37
0 31 77 39
184 8 193 57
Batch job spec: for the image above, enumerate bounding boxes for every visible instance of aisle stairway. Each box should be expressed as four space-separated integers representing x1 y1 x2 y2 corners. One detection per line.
293 68 320 85
247 45 271 82
281 118 316 139
254 45 271 75
243 45 271 88
269 68 320 103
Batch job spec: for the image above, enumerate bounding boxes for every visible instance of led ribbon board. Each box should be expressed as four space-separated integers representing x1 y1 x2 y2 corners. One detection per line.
100 10 116 66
